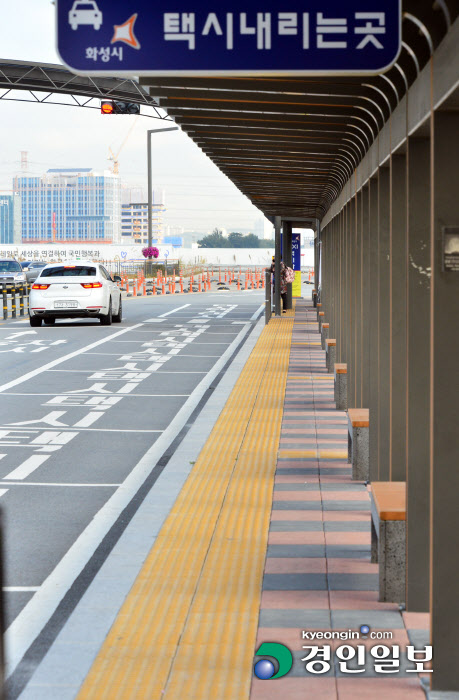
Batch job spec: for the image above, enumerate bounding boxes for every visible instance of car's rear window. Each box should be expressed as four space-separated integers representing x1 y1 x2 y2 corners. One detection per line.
30 262 48 268
0 261 22 272
40 266 97 277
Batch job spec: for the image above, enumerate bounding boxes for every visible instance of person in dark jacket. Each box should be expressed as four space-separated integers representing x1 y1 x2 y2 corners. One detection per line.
268 256 288 313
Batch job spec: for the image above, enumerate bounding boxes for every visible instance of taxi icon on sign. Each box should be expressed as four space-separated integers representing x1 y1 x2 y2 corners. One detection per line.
69 0 103 30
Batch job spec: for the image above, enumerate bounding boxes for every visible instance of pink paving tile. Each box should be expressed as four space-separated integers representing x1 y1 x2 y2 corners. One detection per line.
329 590 400 612
260 590 330 609
323 512 371 522
264 558 327 574
251 676 337 700
319 475 354 483
273 491 322 501
324 532 371 546
270 511 324 521
327 558 378 574
268 531 325 545
402 612 430 630
336 677 425 700
322 492 370 501
280 438 346 445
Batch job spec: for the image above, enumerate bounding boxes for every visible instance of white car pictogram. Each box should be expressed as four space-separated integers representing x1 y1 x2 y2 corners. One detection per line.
69 0 103 30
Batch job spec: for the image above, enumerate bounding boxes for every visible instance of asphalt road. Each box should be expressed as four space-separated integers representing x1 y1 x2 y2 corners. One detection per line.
0 290 264 643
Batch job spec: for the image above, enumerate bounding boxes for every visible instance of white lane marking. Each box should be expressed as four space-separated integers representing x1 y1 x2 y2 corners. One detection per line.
4 321 252 678
3 455 50 481
0 454 6 461
0 393 194 397
250 303 265 321
0 489 8 498
0 427 163 433
158 304 190 317
2 483 121 487
144 319 164 323
4 331 37 340
232 321 248 325
3 587 40 593
0 324 145 395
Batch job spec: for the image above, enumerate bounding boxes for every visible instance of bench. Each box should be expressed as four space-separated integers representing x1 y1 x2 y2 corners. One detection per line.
334 363 347 410
325 338 336 373
370 482 406 603
347 408 369 480
321 322 329 350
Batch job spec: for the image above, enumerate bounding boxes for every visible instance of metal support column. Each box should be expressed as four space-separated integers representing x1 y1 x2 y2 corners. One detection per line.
390 153 407 481
378 164 391 480
361 184 371 408
406 134 430 613
274 215 281 316
430 111 459 691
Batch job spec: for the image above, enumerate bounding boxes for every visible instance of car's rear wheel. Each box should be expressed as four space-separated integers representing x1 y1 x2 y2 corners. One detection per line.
30 316 42 327
100 299 112 325
112 296 122 323
44 318 56 325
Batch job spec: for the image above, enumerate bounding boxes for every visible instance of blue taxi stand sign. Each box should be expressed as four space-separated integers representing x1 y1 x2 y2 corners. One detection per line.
56 0 401 77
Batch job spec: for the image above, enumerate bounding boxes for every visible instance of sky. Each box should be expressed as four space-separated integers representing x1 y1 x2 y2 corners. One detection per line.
0 1 272 235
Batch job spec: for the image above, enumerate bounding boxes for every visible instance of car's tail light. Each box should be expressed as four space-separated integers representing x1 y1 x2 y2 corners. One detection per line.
81 282 103 288
32 283 50 290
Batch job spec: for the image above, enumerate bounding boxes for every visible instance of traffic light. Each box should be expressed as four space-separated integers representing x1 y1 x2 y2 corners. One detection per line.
100 101 140 115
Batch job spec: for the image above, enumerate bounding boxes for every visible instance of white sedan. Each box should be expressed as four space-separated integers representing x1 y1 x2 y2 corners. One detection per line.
29 262 122 327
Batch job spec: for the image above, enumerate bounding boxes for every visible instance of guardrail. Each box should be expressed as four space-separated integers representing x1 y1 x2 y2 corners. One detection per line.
1 284 29 320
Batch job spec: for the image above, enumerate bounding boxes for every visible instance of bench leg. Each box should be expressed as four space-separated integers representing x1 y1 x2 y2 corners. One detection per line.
379 520 406 603
350 427 369 481
371 518 378 563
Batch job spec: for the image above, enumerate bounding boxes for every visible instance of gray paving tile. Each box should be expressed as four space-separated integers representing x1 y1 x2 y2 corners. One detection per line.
326 547 371 559
331 610 404 629
328 574 379 591
263 573 328 590
276 469 319 475
259 609 331 628
407 629 430 647
272 501 323 510
274 483 321 491
267 544 326 558
269 521 324 532
324 521 370 531
322 501 370 511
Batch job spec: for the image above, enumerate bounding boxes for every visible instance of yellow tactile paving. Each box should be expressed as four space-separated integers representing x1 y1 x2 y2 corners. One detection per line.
77 309 294 700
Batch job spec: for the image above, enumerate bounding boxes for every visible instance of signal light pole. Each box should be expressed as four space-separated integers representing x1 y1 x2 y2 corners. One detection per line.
147 127 178 249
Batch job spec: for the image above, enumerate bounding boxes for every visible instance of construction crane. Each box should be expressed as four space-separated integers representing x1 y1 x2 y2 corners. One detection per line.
108 116 139 174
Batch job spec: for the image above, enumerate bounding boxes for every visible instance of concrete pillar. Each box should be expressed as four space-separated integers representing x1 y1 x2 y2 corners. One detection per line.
368 176 380 482
390 153 407 481
282 220 293 309
406 135 431 613
430 111 459 691
378 165 391 480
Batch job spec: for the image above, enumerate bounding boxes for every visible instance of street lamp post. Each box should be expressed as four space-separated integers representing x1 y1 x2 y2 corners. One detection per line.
147 127 179 250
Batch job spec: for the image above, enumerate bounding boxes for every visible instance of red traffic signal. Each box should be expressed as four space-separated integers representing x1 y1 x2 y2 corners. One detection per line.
101 101 115 114
100 100 140 115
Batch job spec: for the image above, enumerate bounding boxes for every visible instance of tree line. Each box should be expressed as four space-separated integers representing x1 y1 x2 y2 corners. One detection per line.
197 229 274 248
